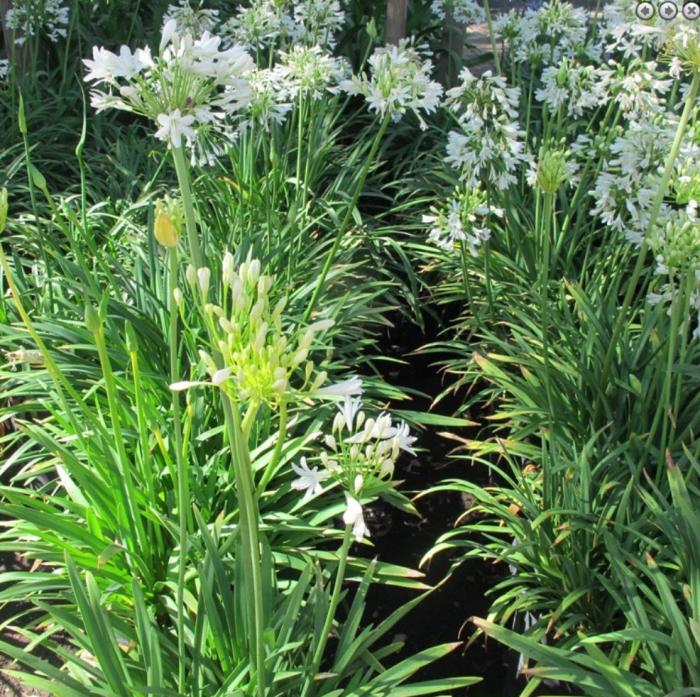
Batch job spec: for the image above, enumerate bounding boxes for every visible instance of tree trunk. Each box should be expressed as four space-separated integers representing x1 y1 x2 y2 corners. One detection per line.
0 0 13 58
385 0 407 45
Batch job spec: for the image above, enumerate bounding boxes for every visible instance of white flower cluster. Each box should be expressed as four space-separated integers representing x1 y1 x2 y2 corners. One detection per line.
276 45 349 100
590 117 700 245
163 0 220 35
84 20 254 161
495 0 591 66
599 0 700 66
290 0 345 49
223 0 346 50
611 60 672 121
172 255 349 407
223 1 284 49
444 68 528 191
340 40 443 129
423 188 503 254
292 393 416 541
536 59 613 119
239 67 292 131
430 0 484 26
4 0 69 45
647 201 700 340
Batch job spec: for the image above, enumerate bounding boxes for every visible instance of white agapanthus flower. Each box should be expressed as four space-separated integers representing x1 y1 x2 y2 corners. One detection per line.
83 20 254 161
4 0 69 45
163 0 220 35
0 59 9 83
343 494 369 541
290 0 346 49
340 40 443 129
223 0 284 49
444 68 529 191
430 0 484 26
611 61 672 121
590 116 700 244
423 189 503 254
276 45 349 99
647 200 700 339
504 0 590 66
536 59 613 119
238 67 293 131
599 0 700 64
292 456 330 502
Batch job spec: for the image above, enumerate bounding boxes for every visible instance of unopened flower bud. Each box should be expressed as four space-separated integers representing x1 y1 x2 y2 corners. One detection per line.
292 347 308 366
173 287 183 306
197 267 211 296
154 210 179 248
222 251 235 284
248 259 261 285
186 264 197 288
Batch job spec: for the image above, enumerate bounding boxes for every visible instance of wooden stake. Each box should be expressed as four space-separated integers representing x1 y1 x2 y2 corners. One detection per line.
385 0 408 45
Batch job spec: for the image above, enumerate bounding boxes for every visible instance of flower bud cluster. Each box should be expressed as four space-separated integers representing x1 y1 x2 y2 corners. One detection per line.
173 255 335 407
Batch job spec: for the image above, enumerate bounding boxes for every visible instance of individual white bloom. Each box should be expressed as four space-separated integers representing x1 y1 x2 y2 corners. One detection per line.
290 0 346 49
276 45 349 99
340 40 443 129
392 421 417 455
430 0 484 25
292 456 330 502
444 68 529 191
0 59 9 83
338 395 363 432
163 0 220 35
317 376 364 397
155 109 197 148
536 59 613 119
343 494 370 541
5 0 69 45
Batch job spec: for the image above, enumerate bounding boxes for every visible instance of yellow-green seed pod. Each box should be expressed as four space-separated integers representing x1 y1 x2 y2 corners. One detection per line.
154 210 180 248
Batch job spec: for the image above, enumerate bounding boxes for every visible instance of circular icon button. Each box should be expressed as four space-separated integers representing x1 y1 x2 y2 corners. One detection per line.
683 1 700 19
659 1 679 19
636 1 655 18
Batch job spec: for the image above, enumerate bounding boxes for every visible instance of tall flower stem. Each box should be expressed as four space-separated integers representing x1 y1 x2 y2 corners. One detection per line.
302 114 391 323
258 400 288 494
167 247 189 694
221 395 266 697
597 70 700 412
301 525 354 697
482 0 501 75
172 146 205 269
539 191 556 432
